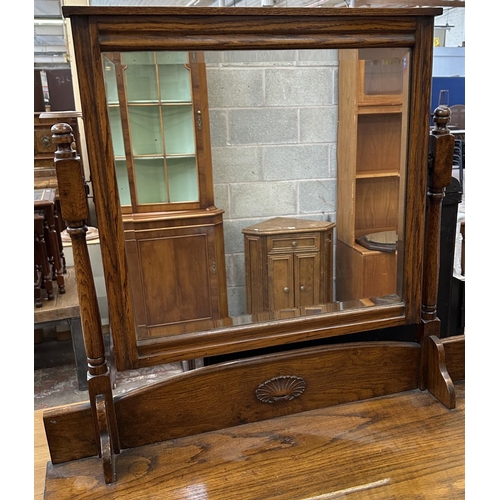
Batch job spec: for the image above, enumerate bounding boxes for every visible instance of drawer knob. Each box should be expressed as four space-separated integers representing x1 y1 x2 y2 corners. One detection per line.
300 285 306 291
292 241 297 247
284 287 290 293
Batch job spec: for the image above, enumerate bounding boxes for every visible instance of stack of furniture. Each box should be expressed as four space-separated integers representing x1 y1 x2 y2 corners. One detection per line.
33 190 88 391
34 188 66 307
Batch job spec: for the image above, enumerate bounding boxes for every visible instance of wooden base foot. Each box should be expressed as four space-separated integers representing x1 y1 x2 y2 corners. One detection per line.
427 334 465 409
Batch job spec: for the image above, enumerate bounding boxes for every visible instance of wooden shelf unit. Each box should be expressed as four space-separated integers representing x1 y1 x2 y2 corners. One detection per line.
336 48 409 302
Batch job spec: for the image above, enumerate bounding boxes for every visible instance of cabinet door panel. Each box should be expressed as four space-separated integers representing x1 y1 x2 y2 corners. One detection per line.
295 253 320 307
137 234 212 326
268 254 294 311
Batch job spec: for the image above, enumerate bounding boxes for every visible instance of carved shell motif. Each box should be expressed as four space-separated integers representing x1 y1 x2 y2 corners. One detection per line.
255 375 306 403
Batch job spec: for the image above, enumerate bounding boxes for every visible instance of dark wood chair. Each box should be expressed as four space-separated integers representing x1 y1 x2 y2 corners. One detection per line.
34 211 54 304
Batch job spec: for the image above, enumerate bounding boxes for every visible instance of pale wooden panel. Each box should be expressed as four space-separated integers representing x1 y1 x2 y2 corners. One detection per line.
356 112 402 173
355 176 399 234
336 240 397 301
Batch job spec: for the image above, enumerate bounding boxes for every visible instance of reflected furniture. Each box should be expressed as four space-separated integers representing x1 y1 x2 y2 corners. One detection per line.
243 217 335 314
102 50 229 343
336 48 406 301
34 188 66 300
40 7 464 494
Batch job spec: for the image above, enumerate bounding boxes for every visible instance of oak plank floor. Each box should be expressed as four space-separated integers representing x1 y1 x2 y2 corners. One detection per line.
37 383 464 499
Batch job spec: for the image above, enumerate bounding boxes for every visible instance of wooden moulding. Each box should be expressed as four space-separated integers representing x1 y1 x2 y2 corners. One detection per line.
44 340 420 464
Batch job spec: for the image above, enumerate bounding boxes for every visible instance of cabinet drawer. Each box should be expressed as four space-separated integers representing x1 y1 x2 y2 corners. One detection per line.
269 234 319 253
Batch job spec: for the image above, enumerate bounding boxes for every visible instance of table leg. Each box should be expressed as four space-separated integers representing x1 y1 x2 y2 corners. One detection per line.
34 213 54 301
44 207 66 294
68 317 88 391
34 264 42 308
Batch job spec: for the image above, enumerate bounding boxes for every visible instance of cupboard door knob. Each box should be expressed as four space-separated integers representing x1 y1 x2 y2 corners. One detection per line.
284 287 289 293
300 285 305 291
292 241 297 247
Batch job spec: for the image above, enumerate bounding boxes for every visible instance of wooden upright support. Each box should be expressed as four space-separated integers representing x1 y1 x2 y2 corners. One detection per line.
417 107 455 405
51 123 120 483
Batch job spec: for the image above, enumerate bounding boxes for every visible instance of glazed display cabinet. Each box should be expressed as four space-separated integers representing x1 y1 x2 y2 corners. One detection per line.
102 50 229 342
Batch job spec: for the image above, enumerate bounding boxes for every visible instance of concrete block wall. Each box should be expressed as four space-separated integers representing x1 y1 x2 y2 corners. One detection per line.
206 50 339 317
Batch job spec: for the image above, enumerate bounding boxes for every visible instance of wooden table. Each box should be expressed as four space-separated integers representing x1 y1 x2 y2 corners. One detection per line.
35 384 464 499
34 267 87 391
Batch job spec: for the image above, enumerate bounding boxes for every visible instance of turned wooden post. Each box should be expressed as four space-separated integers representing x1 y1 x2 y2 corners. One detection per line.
52 123 120 483
417 107 455 393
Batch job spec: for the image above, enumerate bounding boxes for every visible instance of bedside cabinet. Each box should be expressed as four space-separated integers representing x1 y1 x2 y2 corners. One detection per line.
243 217 335 314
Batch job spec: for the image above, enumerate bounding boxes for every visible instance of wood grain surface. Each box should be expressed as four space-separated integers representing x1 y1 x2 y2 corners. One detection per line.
43 341 420 464
39 384 464 499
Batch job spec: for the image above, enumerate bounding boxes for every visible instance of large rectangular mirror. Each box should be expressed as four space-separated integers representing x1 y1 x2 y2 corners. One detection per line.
101 48 409 341
62 7 435 370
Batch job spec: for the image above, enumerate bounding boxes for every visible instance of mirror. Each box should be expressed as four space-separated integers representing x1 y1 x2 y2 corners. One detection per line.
100 47 410 341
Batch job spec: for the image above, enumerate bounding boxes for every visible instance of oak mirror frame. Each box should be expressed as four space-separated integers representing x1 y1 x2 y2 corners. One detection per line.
62 6 439 371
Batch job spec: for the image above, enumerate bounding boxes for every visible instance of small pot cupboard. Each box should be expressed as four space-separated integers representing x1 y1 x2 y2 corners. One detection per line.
243 217 335 314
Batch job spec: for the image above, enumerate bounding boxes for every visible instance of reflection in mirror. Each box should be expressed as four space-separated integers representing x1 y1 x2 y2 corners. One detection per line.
101 48 410 341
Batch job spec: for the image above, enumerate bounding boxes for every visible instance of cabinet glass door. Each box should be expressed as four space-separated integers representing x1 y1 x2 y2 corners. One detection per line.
359 48 408 104
102 51 199 209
